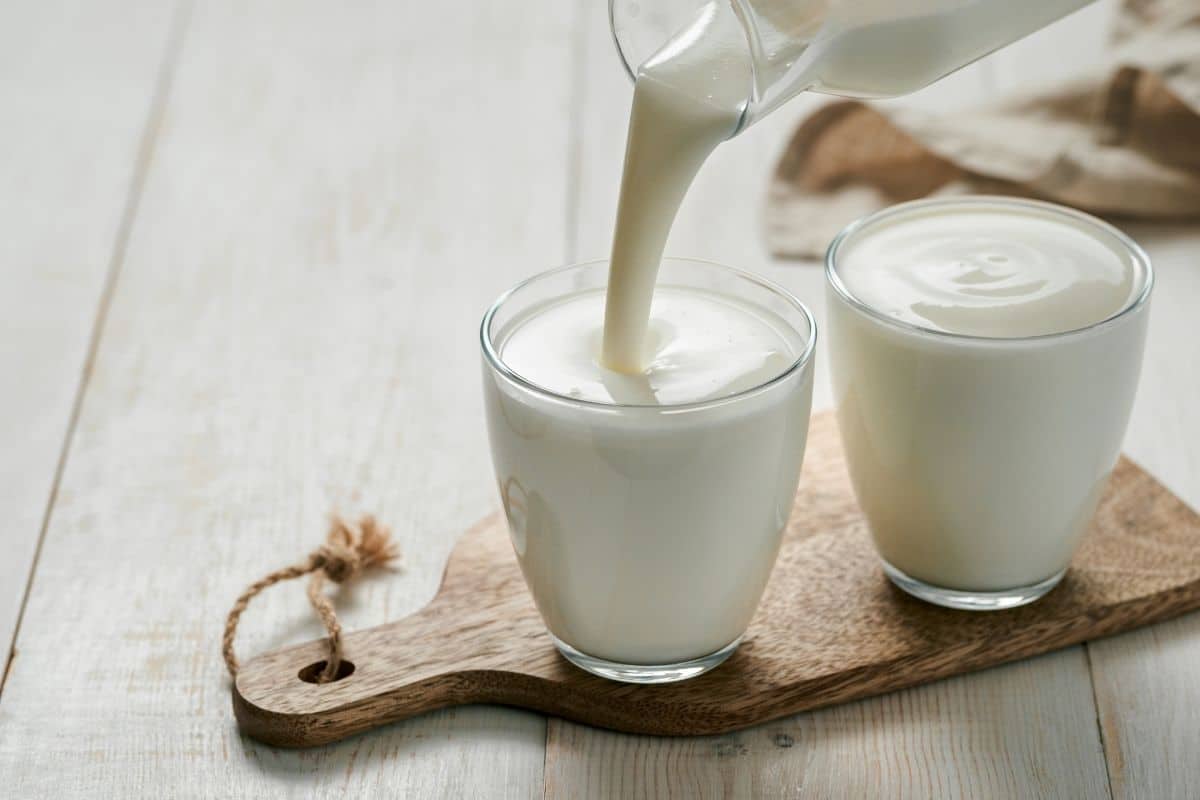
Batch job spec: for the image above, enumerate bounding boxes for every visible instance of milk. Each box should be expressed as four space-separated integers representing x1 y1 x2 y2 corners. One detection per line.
739 0 1095 111
601 0 1095 372
835 204 1137 336
600 2 749 372
482 260 814 667
827 198 1151 599
505 289 797 405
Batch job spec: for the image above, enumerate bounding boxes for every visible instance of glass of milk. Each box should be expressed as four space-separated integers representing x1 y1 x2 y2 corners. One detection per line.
481 258 816 682
826 197 1153 610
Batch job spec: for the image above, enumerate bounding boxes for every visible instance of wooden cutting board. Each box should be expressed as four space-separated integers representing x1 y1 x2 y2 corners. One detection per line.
232 412 1200 748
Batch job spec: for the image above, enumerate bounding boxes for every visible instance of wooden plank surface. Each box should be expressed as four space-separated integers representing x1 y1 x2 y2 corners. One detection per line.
992 6 1200 795
0 0 1197 796
0 0 177 674
1090 225 1200 800
0 0 575 795
544 649 1109 799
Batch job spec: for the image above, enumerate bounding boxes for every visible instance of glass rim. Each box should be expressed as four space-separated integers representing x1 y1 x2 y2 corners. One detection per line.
480 257 818 412
824 196 1155 345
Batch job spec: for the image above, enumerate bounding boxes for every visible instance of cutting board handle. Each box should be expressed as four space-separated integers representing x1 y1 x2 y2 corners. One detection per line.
233 596 500 746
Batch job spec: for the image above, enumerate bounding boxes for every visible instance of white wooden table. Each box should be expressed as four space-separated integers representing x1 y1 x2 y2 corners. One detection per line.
1 1 1196 796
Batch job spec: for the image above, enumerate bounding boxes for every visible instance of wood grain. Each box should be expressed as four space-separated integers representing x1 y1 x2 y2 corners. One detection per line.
234 411 1200 748
1088 225 1200 800
1 0 1197 795
543 649 1109 799
0 0 177 673
0 0 574 795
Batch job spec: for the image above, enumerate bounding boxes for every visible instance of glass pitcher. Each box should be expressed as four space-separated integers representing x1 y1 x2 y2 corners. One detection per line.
610 0 1096 133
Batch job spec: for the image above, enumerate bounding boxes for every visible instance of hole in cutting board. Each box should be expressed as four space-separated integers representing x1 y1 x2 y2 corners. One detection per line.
298 660 356 683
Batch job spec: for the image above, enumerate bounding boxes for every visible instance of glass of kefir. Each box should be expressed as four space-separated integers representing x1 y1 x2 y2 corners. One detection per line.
482 258 816 682
826 197 1152 610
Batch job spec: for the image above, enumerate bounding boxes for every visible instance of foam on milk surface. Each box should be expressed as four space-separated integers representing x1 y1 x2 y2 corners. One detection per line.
502 287 800 406
600 2 750 373
837 205 1139 337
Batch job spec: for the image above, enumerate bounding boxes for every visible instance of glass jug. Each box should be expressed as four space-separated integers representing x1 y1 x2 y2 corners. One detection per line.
610 0 1096 133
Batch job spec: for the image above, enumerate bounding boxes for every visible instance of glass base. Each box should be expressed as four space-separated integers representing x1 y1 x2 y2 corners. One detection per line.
881 559 1067 611
551 634 742 684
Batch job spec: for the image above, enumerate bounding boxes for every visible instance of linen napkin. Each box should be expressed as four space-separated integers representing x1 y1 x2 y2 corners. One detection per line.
766 0 1200 259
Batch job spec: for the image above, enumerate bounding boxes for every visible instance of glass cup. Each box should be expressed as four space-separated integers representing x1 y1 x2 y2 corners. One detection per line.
826 197 1153 610
481 258 816 682
609 0 1096 133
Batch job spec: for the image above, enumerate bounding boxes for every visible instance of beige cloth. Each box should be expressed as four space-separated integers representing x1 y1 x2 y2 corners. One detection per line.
766 0 1200 259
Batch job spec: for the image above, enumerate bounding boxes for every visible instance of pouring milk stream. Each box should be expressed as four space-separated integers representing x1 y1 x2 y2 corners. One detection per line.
600 0 1097 373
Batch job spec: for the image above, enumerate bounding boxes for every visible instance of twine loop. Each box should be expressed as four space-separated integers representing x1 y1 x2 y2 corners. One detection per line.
222 515 399 684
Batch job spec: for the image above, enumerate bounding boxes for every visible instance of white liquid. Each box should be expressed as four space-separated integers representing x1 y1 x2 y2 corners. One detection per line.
487 279 812 664
505 288 798 405
837 205 1138 337
601 0 1093 371
742 0 1094 108
829 199 1150 591
601 3 749 372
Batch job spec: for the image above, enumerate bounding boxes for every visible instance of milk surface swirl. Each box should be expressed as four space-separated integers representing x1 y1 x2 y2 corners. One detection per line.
836 204 1140 337
502 287 801 406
